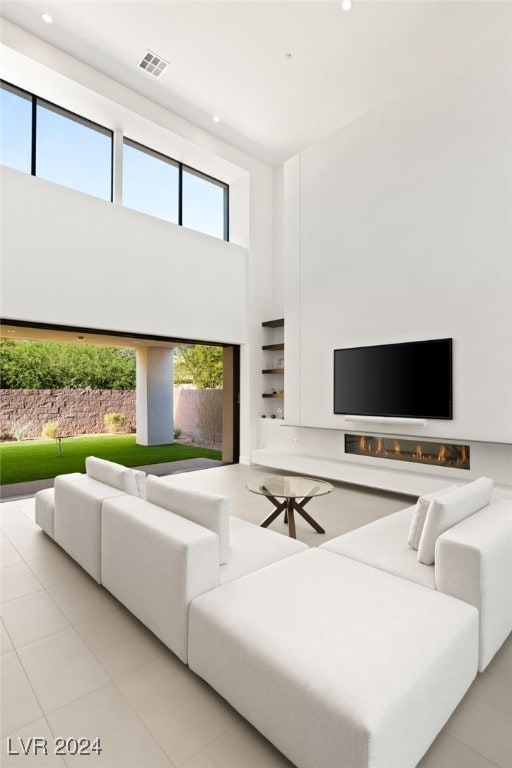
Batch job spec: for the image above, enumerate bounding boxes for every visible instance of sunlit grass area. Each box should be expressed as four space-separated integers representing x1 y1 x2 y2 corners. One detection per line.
0 434 221 485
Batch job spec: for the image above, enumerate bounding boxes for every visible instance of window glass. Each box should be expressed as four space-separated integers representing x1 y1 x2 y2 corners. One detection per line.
182 167 227 240
36 101 112 200
123 139 179 223
0 83 32 173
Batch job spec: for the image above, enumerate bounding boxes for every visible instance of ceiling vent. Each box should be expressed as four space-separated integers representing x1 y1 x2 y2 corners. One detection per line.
138 51 168 77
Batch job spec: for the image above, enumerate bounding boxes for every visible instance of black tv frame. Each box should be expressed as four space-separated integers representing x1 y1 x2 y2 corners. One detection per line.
333 338 453 420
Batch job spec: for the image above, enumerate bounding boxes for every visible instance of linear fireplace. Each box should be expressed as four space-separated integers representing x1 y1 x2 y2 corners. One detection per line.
345 434 470 470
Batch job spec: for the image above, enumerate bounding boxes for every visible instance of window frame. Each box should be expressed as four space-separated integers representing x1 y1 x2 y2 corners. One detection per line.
1 80 230 240
0 80 34 175
122 136 180 224
124 136 229 241
1 79 114 202
182 163 229 242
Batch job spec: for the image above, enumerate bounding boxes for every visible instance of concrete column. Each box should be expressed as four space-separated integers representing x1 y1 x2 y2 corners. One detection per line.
136 347 174 446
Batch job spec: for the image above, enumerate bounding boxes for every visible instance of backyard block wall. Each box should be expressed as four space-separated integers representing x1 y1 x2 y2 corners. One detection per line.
0 388 223 446
0 389 137 439
174 388 223 446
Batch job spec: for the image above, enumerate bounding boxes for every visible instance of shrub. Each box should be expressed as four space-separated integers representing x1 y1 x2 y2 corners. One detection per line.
41 421 60 439
174 426 182 439
104 412 125 434
11 420 32 441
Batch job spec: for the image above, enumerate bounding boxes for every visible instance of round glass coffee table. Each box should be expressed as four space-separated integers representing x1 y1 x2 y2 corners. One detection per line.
246 475 333 539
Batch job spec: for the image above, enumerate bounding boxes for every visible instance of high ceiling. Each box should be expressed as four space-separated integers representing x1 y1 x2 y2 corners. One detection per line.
0 1 507 164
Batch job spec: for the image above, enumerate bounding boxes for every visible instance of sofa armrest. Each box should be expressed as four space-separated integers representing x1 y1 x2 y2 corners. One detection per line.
35 473 82 539
101 495 220 663
435 500 512 671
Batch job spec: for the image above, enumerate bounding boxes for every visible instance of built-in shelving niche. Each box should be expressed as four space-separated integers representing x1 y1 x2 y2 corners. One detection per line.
261 319 284 419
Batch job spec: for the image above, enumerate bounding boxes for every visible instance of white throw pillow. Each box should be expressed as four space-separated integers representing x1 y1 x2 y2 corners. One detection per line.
85 456 145 498
417 476 493 565
146 475 230 564
407 485 458 550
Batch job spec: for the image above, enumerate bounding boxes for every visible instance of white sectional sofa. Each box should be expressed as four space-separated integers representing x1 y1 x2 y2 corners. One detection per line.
35 463 512 768
321 481 512 672
189 550 479 768
39 456 146 583
101 475 306 662
36 461 307 662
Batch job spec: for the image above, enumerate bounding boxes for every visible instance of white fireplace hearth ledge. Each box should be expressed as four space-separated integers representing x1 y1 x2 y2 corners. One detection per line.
250 448 512 498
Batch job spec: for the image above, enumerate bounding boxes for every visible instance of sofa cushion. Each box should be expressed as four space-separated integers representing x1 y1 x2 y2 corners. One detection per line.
321 506 436 589
147 475 230 564
101 495 219 663
53 473 126 582
417 477 493 565
220 517 307 584
407 485 458 550
189 549 478 768
85 456 146 498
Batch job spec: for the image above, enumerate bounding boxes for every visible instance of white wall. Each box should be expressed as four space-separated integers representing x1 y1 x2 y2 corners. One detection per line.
283 23 511 447
0 22 277 461
1 168 248 344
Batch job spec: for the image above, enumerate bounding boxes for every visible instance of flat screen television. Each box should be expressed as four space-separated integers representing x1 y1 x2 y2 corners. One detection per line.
333 338 453 419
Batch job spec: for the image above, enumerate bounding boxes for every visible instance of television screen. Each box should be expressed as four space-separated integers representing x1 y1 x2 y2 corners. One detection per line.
333 339 452 419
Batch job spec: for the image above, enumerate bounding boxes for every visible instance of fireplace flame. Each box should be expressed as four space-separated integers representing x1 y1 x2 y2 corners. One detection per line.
394 441 401 455
376 438 383 453
359 435 367 451
415 443 423 459
461 446 467 463
437 445 447 462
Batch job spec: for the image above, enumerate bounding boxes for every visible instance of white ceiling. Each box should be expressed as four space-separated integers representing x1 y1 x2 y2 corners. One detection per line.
0 1 507 165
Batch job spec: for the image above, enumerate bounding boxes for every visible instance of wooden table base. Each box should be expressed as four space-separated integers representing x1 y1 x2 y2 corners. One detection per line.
259 494 325 539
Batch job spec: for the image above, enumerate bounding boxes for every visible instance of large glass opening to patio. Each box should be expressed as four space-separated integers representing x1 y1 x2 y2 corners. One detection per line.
0 321 239 496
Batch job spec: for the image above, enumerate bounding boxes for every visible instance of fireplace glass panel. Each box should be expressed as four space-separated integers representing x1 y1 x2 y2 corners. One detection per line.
345 434 470 470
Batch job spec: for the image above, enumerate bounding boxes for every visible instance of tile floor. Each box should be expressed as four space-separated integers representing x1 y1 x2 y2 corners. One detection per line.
1 465 511 768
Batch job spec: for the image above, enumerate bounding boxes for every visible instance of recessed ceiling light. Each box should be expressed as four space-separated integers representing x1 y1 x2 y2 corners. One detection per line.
341 0 352 11
284 53 292 60
42 12 53 23
212 115 221 123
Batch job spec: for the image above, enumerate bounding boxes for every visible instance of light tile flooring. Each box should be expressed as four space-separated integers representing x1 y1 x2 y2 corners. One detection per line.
1 465 511 768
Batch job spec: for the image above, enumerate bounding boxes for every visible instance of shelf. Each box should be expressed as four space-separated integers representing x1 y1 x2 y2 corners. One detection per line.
262 319 285 419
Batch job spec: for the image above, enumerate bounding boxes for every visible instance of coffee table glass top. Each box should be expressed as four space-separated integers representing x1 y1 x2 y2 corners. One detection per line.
246 475 333 499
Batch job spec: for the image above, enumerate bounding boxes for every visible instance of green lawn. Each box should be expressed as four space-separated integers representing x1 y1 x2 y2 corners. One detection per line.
0 434 222 485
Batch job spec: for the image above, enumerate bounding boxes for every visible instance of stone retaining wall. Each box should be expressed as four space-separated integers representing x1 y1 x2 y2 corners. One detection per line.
0 388 222 445
0 389 136 439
